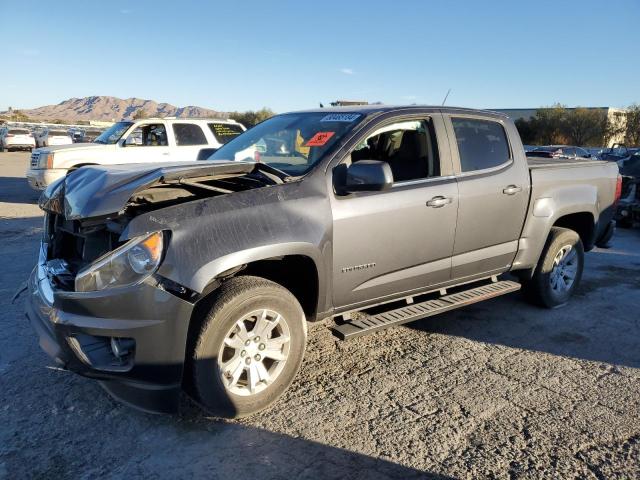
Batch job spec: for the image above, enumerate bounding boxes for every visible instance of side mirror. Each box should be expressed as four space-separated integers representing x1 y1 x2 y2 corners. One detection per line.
343 160 393 192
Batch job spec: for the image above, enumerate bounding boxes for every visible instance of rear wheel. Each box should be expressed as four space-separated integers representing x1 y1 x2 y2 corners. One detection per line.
191 276 307 418
524 227 584 308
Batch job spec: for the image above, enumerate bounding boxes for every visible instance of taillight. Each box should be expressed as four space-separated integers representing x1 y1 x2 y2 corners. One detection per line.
614 174 622 203
6 134 14 138
254 150 261 162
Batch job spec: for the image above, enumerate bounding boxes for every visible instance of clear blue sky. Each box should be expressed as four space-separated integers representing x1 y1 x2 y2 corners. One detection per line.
1 0 638 113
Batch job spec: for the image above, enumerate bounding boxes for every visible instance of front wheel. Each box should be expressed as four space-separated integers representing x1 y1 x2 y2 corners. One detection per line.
524 227 584 308
191 276 307 418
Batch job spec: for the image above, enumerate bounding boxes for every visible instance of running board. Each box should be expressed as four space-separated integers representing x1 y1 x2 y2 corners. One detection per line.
332 280 521 340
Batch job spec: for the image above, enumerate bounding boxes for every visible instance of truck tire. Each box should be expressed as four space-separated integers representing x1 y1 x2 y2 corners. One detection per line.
525 227 584 308
191 276 307 418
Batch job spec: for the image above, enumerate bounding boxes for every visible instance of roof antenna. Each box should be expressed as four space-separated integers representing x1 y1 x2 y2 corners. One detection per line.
441 88 452 106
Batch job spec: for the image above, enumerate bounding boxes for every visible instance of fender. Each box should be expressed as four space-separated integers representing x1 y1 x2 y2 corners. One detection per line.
513 185 598 271
191 241 324 294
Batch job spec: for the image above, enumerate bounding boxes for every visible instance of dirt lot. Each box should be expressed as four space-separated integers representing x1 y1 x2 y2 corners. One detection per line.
0 151 638 479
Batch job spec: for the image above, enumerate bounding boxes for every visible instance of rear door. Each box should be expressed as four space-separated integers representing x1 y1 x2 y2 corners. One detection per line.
330 113 459 309
169 122 210 161
444 114 530 280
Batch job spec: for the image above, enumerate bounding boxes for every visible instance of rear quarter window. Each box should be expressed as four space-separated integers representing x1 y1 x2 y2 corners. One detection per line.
451 118 511 172
208 123 244 144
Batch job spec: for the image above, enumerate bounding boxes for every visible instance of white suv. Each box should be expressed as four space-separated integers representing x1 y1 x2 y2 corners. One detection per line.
26 117 245 190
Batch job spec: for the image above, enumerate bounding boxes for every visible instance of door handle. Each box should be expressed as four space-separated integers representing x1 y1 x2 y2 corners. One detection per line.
502 185 522 195
426 196 452 208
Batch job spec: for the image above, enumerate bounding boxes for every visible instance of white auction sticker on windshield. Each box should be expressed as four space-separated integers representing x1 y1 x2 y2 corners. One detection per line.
320 113 361 122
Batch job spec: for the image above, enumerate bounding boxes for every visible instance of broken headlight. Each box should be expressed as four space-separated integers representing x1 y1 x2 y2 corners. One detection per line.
75 232 164 292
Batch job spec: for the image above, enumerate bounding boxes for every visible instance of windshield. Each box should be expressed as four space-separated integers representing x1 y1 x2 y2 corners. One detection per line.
94 121 133 144
208 112 364 176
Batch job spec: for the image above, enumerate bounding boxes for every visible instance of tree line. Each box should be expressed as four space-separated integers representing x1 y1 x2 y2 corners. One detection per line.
515 104 640 147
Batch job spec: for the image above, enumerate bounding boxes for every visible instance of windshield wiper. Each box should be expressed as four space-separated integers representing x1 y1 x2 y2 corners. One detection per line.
251 163 291 184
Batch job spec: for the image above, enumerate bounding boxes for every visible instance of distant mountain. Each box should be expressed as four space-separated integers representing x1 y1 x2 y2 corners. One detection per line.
2 96 228 122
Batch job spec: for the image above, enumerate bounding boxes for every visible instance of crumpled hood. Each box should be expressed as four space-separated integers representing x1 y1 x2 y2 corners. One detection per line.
40 161 255 220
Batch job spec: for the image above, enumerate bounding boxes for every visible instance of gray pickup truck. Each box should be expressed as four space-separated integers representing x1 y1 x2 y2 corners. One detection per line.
26 106 620 417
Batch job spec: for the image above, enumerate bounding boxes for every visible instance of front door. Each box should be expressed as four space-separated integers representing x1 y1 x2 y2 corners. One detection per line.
330 114 459 309
118 122 170 164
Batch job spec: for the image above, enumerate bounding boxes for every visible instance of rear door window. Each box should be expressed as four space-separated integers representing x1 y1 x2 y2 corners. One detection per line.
173 123 207 146
451 118 511 172
208 123 244 144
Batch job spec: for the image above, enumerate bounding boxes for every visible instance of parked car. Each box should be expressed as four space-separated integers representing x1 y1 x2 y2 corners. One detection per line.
599 144 638 165
0 128 36 152
80 128 104 143
526 145 593 159
35 129 73 148
586 147 605 159
26 118 245 190
69 128 85 143
26 106 620 417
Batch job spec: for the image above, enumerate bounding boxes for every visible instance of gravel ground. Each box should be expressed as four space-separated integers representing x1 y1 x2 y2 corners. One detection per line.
0 152 639 479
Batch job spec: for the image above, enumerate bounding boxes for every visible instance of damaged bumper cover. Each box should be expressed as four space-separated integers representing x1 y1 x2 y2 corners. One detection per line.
25 254 195 414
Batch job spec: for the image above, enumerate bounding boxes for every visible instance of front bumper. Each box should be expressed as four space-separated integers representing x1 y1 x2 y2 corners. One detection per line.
26 168 68 191
25 260 195 413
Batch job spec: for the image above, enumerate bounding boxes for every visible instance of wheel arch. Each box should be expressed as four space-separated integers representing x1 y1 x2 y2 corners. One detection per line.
552 211 595 250
512 203 597 278
192 243 325 321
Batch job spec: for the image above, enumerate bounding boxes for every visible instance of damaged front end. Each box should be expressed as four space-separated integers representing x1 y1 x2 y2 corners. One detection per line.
38 160 280 291
27 160 280 413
